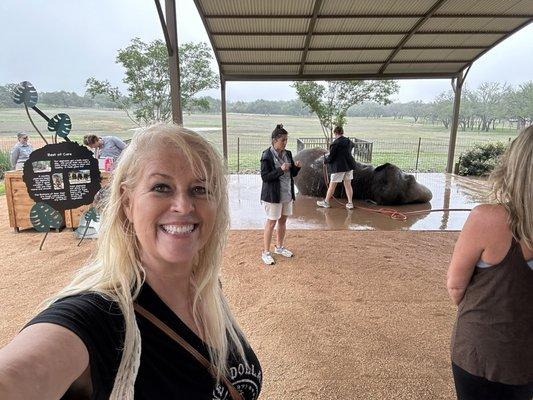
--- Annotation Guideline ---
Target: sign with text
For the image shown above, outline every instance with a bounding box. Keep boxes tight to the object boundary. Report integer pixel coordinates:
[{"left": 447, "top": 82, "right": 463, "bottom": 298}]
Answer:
[{"left": 23, "top": 142, "right": 101, "bottom": 211}]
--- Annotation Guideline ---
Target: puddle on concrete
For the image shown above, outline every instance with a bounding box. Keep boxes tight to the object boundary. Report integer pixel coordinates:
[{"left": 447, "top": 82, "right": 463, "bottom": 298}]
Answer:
[{"left": 229, "top": 174, "right": 489, "bottom": 231}]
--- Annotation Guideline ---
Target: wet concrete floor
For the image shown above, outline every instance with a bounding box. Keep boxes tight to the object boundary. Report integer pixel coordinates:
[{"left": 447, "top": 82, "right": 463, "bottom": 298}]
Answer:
[{"left": 229, "top": 173, "right": 490, "bottom": 231}]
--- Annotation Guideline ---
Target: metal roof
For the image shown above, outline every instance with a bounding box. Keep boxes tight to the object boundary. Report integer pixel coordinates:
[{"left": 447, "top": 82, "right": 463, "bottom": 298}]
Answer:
[{"left": 192, "top": 0, "right": 533, "bottom": 81}]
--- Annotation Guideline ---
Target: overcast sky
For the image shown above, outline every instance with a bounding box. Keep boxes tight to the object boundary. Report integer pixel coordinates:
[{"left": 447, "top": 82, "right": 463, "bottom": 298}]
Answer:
[{"left": 1, "top": 0, "right": 532, "bottom": 103}]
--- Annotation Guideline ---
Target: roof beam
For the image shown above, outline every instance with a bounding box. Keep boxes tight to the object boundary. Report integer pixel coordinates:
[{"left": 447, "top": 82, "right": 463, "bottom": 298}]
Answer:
[
  {"left": 204, "top": 14, "right": 533, "bottom": 19},
  {"left": 379, "top": 0, "right": 449, "bottom": 74},
  {"left": 217, "top": 46, "right": 487, "bottom": 51},
  {"left": 299, "top": 0, "right": 323, "bottom": 75},
  {"left": 221, "top": 60, "right": 469, "bottom": 65},
  {"left": 222, "top": 72, "right": 458, "bottom": 81},
  {"left": 211, "top": 30, "right": 509, "bottom": 36},
  {"left": 192, "top": 0, "right": 223, "bottom": 76}
]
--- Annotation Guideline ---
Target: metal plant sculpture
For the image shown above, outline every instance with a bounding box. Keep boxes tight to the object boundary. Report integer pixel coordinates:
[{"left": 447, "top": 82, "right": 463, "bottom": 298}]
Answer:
[
  {"left": 30, "top": 202, "right": 64, "bottom": 250},
  {"left": 77, "top": 207, "right": 100, "bottom": 246},
  {"left": 12, "top": 81, "right": 71, "bottom": 144}
]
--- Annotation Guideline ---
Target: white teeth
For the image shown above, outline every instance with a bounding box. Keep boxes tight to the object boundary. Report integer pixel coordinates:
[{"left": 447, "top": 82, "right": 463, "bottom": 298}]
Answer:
[{"left": 161, "top": 224, "right": 195, "bottom": 234}]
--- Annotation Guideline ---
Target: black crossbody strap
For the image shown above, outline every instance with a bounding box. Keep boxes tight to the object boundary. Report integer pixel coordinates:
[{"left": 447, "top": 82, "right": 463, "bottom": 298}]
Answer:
[{"left": 134, "top": 304, "right": 244, "bottom": 400}]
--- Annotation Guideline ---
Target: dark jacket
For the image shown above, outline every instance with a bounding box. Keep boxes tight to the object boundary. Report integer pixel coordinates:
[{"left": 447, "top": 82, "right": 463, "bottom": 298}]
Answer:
[
  {"left": 325, "top": 135, "right": 357, "bottom": 173},
  {"left": 260, "top": 148, "right": 301, "bottom": 203}
]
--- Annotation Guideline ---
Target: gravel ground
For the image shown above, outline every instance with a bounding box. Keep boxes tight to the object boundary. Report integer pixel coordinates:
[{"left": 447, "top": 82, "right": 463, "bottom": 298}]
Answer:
[{"left": 0, "top": 199, "right": 460, "bottom": 399}]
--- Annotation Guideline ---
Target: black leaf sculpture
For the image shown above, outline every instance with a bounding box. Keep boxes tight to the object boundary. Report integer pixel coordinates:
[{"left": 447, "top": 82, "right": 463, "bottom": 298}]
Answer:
[
  {"left": 12, "top": 81, "right": 48, "bottom": 144},
  {"left": 77, "top": 207, "right": 100, "bottom": 246},
  {"left": 12, "top": 81, "right": 38, "bottom": 107},
  {"left": 30, "top": 202, "right": 63, "bottom": 250},
  {"left": 48, "top": 113, "right": 72, "bottom": 138}
]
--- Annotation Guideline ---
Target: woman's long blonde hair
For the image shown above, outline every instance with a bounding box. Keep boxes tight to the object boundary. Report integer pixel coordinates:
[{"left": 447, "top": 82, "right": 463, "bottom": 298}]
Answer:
[
  {"left": 44, "top": 124, "right": 246, "bottom": 398},
  {"left": 489, "top": 125, "right": 533, "bottom": 249}
]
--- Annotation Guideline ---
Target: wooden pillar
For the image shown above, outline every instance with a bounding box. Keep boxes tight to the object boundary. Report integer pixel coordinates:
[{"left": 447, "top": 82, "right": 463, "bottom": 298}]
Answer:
[
  {"left": 165, "top": 0, "right": 183, "bottom": 125},
  {"left": 446, "top": 69, "right": 467, "bottom": 173},
  {"left": 221, "top": 77, "right": 228, "bottom": 162}
]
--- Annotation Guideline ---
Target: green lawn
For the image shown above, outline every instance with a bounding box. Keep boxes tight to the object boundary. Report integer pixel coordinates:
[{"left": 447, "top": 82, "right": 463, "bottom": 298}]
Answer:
[
  {"left": 0, "top": 107, "right": 518, "bottom": 172},
  {"left": 0, "top": 181, "right": 5, "bottom": 196}
]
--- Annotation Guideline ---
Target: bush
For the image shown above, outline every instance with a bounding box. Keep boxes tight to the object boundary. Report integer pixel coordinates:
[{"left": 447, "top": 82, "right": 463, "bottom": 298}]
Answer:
[
  {"left": 0, "top": 149, "right": 11, "bottom": 179},
  {"left": 457, "top": 142, "right": 506, "bottom": 176}
]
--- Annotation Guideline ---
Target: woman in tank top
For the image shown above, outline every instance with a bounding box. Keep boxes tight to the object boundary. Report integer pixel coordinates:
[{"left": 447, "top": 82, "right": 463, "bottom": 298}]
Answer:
[{"left": 447, "top": 125, "right": 533, "bottom": 400}]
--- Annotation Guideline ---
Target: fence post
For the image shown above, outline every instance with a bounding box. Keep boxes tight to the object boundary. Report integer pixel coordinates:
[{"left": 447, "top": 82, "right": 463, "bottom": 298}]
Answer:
[
  {"left": 415, "top": 137, "right": 421, "bottom": 171},
  {"left": 236, "top": 137, "right": 240, "bottom": 174}
]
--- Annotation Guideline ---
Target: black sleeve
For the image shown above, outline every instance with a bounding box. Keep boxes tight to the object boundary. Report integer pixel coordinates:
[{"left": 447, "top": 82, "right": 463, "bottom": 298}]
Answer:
[
  {"left": 325, "top": 141, "right": 340, "bottom": 164},
  {"left": 260, "top": 152, "right": 284, "bottom": 182},
  {"left": 287, "top": 151, "right": 301, "bottom": 177},
  {"left": 24, "top": 293, "right": 125, "bottom": 398}
]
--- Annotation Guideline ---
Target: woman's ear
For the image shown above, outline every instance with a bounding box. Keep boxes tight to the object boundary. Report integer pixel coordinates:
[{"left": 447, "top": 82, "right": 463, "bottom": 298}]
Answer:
[{"left": 120, "top": 184, "right": 133, "bottom": 222}]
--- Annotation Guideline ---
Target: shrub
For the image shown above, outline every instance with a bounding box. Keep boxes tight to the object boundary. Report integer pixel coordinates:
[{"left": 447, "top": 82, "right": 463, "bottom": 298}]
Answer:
[
  {"left": 0, "top": 149, "right": 11, "bottom": 179},
  {"left": 457, "top": 142, "right": 507, "bottom": 176}
]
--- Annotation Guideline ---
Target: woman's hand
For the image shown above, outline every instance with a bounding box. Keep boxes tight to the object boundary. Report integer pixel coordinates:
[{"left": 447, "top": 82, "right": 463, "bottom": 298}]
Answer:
[
  {"left": 281, "top": 162, "right": 291, "bottom": 171},
  {"left": 294, "top": 160, "right": 302, "bottom": 168}
]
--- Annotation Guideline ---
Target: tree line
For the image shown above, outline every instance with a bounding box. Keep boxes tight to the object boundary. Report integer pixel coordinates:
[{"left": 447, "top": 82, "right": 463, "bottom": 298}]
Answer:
[
  {"left": 1, "top": 36, "right": 531, "bottom": 131},
  {"left": 2, "top": 81, "right": 531, "bottom": 131}
]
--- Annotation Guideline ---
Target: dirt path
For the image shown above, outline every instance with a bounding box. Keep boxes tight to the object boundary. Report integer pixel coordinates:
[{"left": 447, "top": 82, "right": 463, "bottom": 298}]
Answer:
[{"left": 0, "top": 197, "right": 460, "bottom": 399}]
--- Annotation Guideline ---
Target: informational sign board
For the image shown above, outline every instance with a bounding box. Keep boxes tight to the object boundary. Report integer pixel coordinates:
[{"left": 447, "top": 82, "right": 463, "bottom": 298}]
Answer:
[{"left": 23, "top": 142, "right": 101, "bottom": 211}]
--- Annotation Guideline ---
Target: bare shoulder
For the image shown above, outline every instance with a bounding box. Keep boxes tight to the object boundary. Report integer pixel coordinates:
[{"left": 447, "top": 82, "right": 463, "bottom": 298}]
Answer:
[
  {"left": 467, "top": 204, "right": 511, "bottom": 244},
  {"left": 469, "top": 204, "right": 508, "bottom": 227}
]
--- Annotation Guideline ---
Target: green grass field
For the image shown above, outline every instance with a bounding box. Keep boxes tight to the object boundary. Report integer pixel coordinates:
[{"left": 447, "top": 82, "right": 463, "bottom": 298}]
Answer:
[{"left": 0, "top": 107, "right": 519, "bottom": 172}]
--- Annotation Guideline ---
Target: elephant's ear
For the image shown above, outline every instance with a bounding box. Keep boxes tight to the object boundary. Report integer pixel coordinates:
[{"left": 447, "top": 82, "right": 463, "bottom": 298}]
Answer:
[{"left": 12, "top": 81, "right": 38, "bottom": 107}]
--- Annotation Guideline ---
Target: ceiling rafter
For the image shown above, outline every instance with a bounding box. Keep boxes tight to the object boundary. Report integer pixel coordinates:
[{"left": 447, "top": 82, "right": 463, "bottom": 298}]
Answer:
[
  {"left": 193, "top": 0, "right": 533, "bottom": 80},
  {"left": 299, "top": 0, "right": 323, "bottom": 75},
  {"left": 217, "top": 46, "right": 486, "bottom": 51},
  {"left": 211, "top": 30, "right": 509, "bottom": 36},
  {"left": 378, "top": 0, "right": 448, "bottom": 74},
  {"left": 221, "top": 60, "right": 470, "bottom": 66},
  {"left": 204, "top": 14, "right": 532, "bottom": 19}
]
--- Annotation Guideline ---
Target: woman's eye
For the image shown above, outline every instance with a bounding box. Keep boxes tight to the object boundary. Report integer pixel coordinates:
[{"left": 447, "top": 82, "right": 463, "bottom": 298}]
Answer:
[
  {"left": 152, "top": 184, "right": 171, "bottom": 193},
  {"left": 192, "top": 186, "right": 207, "bottom": 195}
]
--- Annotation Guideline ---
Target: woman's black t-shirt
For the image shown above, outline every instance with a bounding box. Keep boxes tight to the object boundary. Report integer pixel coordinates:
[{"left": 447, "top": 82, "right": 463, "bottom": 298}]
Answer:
[{"left": 26, "top": 284, "right": 262, "bottom": 399}]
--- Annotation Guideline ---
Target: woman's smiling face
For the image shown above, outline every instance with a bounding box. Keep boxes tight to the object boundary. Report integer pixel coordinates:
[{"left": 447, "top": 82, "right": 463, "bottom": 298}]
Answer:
[{"left": 122, "top": 148, "right": 217, "bottom": 272}]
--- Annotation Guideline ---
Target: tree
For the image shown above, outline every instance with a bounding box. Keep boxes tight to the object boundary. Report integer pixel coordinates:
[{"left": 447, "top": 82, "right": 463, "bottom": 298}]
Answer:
[
  {"left": 86, "top": 38, "right": 219, "bottom": 125},
  {"left": 507, "top": 81, "right": 533, "bottom": 129},
  {"left": 292, "top": 80, "right": 399, "bottom": 141}
]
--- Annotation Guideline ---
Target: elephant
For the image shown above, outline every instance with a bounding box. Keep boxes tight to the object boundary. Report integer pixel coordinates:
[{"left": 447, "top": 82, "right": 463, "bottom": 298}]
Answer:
[{"left": 293, "top": 148, "right": 432, "bottom": 205}]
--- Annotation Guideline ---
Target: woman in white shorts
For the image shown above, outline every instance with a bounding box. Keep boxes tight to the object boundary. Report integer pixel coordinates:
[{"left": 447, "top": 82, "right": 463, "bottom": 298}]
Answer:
[
  {"left": 260, "top": 124, "right": 301, "bottom": 265},
  {"left": 316, "top": 126, "right": 357, "bottom": 209}
]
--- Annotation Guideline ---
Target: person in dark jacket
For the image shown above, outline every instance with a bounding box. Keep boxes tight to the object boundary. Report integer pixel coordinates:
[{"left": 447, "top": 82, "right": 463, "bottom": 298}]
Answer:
[
  {"left": 316, "top": 126, "right": 357, "bottom": 209},
  {"left": 260, "top": 124, "right": 301, "bottom": 265}
]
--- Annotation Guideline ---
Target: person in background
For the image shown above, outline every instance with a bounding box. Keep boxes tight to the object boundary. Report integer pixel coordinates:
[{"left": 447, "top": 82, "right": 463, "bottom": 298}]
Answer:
[
  {"left": 316, "top": 126, "right": 357, "bottom": 209},
  {"left": 260, "top": 124, "right": 301, "bottom": 265},
  {"left": 83, "top": 134, "right": 126, "bottom": 161},
  {"left": 447, "top": 125, "right": 533, "bottom": 400},
  {"left": 0, "top": 125, "right": 262, "bottom": 399},
  {"left": 10, "top": 132, "right": 33, "bottom": 170}
]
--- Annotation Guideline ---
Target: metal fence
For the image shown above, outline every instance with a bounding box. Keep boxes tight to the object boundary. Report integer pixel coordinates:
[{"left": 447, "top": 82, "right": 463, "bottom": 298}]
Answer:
[
  {"left": 296, "top": 137, "right": 373, "bottom": 163},
  {"left": 218, "top": 135, "right": 513, "bottom": 174},
  {"left": 0, "top": 135, "right": 513, "bottom": 174}
]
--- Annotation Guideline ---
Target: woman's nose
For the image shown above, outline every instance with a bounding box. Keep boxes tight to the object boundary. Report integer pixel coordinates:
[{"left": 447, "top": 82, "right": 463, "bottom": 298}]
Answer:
[{"left": 170, "top": 193, "right": 195, "bottom": 214}]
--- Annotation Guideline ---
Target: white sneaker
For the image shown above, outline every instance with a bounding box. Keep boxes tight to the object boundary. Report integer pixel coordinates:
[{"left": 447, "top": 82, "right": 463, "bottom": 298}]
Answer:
[
  {"left": 346, "top": 202, "right": 354, "bottom": 210},
  {"left": 274, "top": 246, "right": 294, "bottom": 258},
  {"left": 261, "top": 251, "right": 275, "bottom": 265},
  {"left": 316, "top": 200, "right": 330, "bottom": 208}
]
